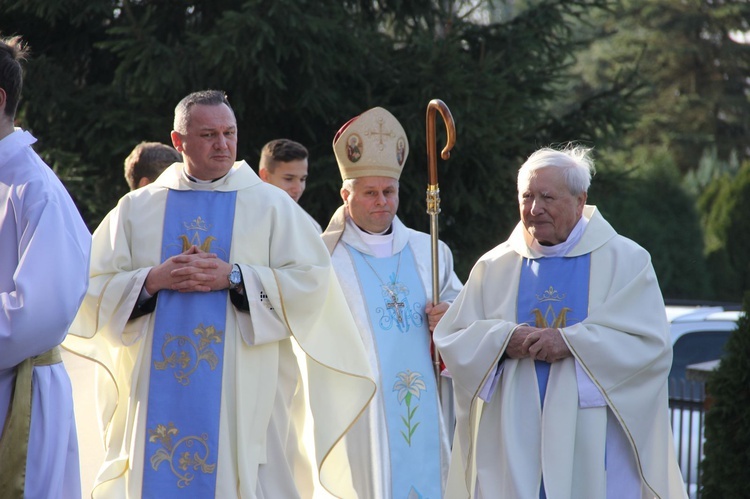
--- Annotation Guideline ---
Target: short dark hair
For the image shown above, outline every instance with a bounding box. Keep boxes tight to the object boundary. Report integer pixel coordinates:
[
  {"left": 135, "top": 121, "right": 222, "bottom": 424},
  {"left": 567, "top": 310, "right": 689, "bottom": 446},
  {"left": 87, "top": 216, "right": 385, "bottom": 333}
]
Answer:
[
  {"left": 259, "top": 139, "right": 309, "bottom": 173},
  {"left": 0, "top": 36, "right": 29, "bottom": 119},
  {"left": 173, "top": 90, "right": 234, "bottom": 133},
  {"left": 124, "top": 141, "right": 181, "bottom": 190}
]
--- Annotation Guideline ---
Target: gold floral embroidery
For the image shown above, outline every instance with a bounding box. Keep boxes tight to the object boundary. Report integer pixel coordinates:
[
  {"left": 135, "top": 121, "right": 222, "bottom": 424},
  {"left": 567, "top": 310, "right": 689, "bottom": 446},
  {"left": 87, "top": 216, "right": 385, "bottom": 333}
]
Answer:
[
  {"left": 148, "top": 422, "right": 216, "bottom": 488},
  {"left": 154, "top": 323, "right": 223, "bottom": 385}
]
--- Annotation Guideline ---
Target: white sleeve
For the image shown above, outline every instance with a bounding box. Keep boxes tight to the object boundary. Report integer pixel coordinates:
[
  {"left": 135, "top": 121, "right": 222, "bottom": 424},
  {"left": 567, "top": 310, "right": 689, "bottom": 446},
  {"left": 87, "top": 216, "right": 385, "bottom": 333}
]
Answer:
[
  {"left": 575, "top": 359, "right": 607, "bottom": 408},
  {"left": 1, "top": 192, "right": 90, "bottom": 369},
  {"left": 234, "top": 264, "right": 290, "bottom": 346},
  {"left": 478, "top": 362, "right": 504, "bottom": 402}
]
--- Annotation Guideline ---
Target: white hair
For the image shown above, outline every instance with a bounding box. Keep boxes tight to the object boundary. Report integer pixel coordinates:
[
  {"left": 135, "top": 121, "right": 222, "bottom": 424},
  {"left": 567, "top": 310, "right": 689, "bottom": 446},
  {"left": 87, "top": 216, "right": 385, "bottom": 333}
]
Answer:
[
  {"left": 342, "top": 178, "right": 357, "bottom": 194},
  {"left": 517, "top": 145, "right": 595, "bottom": 195}
]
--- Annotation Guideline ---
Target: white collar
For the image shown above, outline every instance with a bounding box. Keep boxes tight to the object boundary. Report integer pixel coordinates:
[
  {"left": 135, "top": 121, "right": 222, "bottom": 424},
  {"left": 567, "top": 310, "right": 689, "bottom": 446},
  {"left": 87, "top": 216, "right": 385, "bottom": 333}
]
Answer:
[
  {"left": 347, "top": 218, "right": 394, "bottom": 258},
  {"left": 182, "top": 167, "right": 235, "bottom": 184},
  {"left": 530, "top": 215, "right": 589, "bottom": 257}
]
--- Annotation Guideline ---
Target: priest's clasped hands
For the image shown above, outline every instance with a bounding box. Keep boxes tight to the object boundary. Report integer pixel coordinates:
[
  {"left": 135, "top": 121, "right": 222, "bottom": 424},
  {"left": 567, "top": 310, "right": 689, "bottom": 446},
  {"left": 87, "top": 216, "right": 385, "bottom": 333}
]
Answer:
[
  {"left": 505, "top": 325, "right": 572, "bottom": 363},
  {"left": 145, "top": 244, "right": 234, "bottom": 294}
]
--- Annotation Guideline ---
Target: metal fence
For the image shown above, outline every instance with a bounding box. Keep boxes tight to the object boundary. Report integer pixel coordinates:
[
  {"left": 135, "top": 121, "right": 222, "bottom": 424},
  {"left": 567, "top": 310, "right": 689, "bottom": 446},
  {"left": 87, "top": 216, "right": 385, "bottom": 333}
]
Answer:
[{"left": 669, "top": 378, "right": 707, "bottom": 499}]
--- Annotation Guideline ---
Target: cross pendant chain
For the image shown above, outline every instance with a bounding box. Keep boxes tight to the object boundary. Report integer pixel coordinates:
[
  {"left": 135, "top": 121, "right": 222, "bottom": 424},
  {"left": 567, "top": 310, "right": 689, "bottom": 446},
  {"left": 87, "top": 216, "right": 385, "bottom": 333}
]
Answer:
[{"left": 362, "top": 252, "right": 405, "bottom": 324}]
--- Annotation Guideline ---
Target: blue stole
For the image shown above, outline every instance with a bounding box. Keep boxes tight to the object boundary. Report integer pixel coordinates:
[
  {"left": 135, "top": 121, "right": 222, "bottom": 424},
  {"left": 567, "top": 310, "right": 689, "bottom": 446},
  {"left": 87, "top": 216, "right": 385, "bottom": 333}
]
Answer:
[
  {"left": 142, "top": 189, "right": 237, "bottom": 498},
  {"left": 348, "top": 244, "right": 442, "bottom": 499},
  {"left": 517, "top": 255, "right": 590, "bottom": 499}
]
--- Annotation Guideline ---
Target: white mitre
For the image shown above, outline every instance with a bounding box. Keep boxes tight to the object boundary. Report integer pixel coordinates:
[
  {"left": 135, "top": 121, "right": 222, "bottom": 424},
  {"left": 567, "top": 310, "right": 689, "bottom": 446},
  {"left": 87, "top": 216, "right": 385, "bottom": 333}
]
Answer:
[
  {"left": 323, "top": 106, "right": 410, "bottom": 253},
  {"left": 332, "top": 106, "right": 409, "bottom": 180}
]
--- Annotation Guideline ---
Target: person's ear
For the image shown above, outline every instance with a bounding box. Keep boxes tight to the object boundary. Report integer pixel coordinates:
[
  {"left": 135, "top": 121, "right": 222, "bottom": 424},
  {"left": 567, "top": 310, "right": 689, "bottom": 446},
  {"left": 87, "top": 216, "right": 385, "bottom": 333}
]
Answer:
[
  {"left": 170, "top": 130, "right": 184, "bottom": 152},
  {"left": 577, "top": 192, "right": 587, "bottom": 215},
  {"left": 259, "top": 168, "right": 269, "bottom": 181},
  {"left": 137, "top": 177, "right": 151, "bottom": 188}
]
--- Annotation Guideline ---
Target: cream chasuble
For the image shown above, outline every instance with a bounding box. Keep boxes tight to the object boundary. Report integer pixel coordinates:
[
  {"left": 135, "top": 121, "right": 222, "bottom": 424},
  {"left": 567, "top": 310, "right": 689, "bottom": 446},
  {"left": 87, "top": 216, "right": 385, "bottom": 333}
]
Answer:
[
  {"left": 65, "top": 162, "right": 375, "bottom": 499},
  {"left": 434, "top": 206, "right": 687, "bottom": 499}
]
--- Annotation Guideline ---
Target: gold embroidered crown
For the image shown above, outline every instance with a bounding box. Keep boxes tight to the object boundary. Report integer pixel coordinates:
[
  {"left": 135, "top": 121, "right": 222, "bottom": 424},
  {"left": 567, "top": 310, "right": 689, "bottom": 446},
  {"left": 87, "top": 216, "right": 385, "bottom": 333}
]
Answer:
[
  {"left": 183, "top": 216, "right": 209, "bottom": 232},
  {"left": 536, "top": 286, "right": 566, "bottom": 302}
]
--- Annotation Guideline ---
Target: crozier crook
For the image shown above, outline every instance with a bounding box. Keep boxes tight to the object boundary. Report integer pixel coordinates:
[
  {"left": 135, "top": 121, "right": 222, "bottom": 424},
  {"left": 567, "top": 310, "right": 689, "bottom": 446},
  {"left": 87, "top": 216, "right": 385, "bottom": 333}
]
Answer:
[{"left": 425, "top": 99, "right": 456, "bottom": 391}]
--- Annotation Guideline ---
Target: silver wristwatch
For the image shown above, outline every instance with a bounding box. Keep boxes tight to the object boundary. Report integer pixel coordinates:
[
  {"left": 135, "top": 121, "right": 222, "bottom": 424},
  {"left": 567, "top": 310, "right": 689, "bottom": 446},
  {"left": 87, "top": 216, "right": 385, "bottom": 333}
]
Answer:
[{"left": 228, "top": 264, "right": 242, "bottom": 291}]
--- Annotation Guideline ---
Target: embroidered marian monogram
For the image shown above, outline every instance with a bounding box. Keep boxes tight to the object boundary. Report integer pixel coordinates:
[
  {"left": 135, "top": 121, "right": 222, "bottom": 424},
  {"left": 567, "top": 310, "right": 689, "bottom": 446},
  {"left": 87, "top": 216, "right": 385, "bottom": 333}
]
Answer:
[
  {"left": 518, "top": 256, "right": 591, "bottom": 410},
  {"left": 179, "top": 216, "right": 216, "bottom": 252},
  {"left": 360, "top": 252, "right": 423, "bottom": 332}
]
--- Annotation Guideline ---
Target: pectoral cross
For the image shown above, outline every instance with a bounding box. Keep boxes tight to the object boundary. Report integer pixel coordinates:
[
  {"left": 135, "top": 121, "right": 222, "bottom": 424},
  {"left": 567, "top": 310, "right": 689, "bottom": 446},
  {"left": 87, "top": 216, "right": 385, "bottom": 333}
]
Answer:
[{"left": 386, "top": 292, "right": 405, "bottom": 324}]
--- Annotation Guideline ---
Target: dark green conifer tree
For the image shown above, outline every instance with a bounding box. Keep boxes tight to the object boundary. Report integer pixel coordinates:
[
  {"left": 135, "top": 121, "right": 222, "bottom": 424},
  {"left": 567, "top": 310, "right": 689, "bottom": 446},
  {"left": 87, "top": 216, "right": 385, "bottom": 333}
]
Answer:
[
  {"left": 698, "top": 162, "right": 750, "bottom": 301},
  {"left": 0, "top": 0, "right": 641, "bottom": 278},
  {"left": 700, "top": 292, "right": 750, "bottom": 498}
]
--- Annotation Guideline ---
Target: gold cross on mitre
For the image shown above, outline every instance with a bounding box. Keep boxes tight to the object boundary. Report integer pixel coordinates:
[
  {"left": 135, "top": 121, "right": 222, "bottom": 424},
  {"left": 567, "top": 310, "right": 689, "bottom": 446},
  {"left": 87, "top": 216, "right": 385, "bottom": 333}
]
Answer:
[{"left": 365, "top": 116, "right": 395, "bottom": 150}]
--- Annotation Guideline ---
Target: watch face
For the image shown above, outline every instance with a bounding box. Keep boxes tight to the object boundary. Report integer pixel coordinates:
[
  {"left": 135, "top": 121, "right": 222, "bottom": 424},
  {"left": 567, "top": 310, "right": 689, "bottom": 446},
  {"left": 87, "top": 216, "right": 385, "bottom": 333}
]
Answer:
[{"left": 229, "top": 269, "right": 241, "bottom": 286}]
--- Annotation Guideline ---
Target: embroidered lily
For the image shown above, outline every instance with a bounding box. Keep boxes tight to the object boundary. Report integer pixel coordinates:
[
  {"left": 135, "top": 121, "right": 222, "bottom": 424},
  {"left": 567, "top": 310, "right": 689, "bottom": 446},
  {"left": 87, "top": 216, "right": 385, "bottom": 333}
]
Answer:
[
  {"left": 394, "top": 370, "right": 427, "bottom": 445},
  {"left": 394, "top": 370, "right": 427, "bottom": 402}
]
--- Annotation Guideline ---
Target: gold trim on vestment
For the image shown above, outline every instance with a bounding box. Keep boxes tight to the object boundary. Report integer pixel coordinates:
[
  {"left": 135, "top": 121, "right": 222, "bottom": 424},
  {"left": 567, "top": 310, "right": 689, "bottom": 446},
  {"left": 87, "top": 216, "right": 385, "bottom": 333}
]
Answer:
[
  {"left": 564, "top": 335, "right": 659, "bottom": 498},
  {"left": 464, "top": 324, "right": 520, "bottom": 496},
  {"left": 271, "top": 268, "right": 377, "bottom": 498}
]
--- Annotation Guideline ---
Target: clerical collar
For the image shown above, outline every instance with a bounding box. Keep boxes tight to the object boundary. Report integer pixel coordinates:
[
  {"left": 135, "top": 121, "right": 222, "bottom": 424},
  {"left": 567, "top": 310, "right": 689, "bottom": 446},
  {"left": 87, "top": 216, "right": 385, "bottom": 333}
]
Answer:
[
  {"left": 531, "top": 215, "right": 589, "bottom": 257},
  {"left": 183, "top": 168, "right": 235, "bottom": 184},
  {"left": 348, "top": 218, "right": 393, "bottom": 258}
]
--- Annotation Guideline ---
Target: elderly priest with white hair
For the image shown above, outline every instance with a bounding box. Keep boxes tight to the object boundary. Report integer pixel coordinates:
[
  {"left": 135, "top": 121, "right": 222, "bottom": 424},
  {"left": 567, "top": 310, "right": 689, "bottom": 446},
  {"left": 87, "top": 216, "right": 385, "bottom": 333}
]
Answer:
[{"left": 434, "top": 144, "right": 687, "bottom": 499}]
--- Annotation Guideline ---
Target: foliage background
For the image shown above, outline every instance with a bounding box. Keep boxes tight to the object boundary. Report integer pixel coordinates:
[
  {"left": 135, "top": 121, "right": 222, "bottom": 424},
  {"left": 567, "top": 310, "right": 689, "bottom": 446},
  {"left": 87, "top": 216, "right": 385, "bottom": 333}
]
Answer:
[
  {"left": 700, "top": 292, "right": 750, "bottom": 497},
  {"left": 1, "top": 0, "right": 749, "bottom": 301}
]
